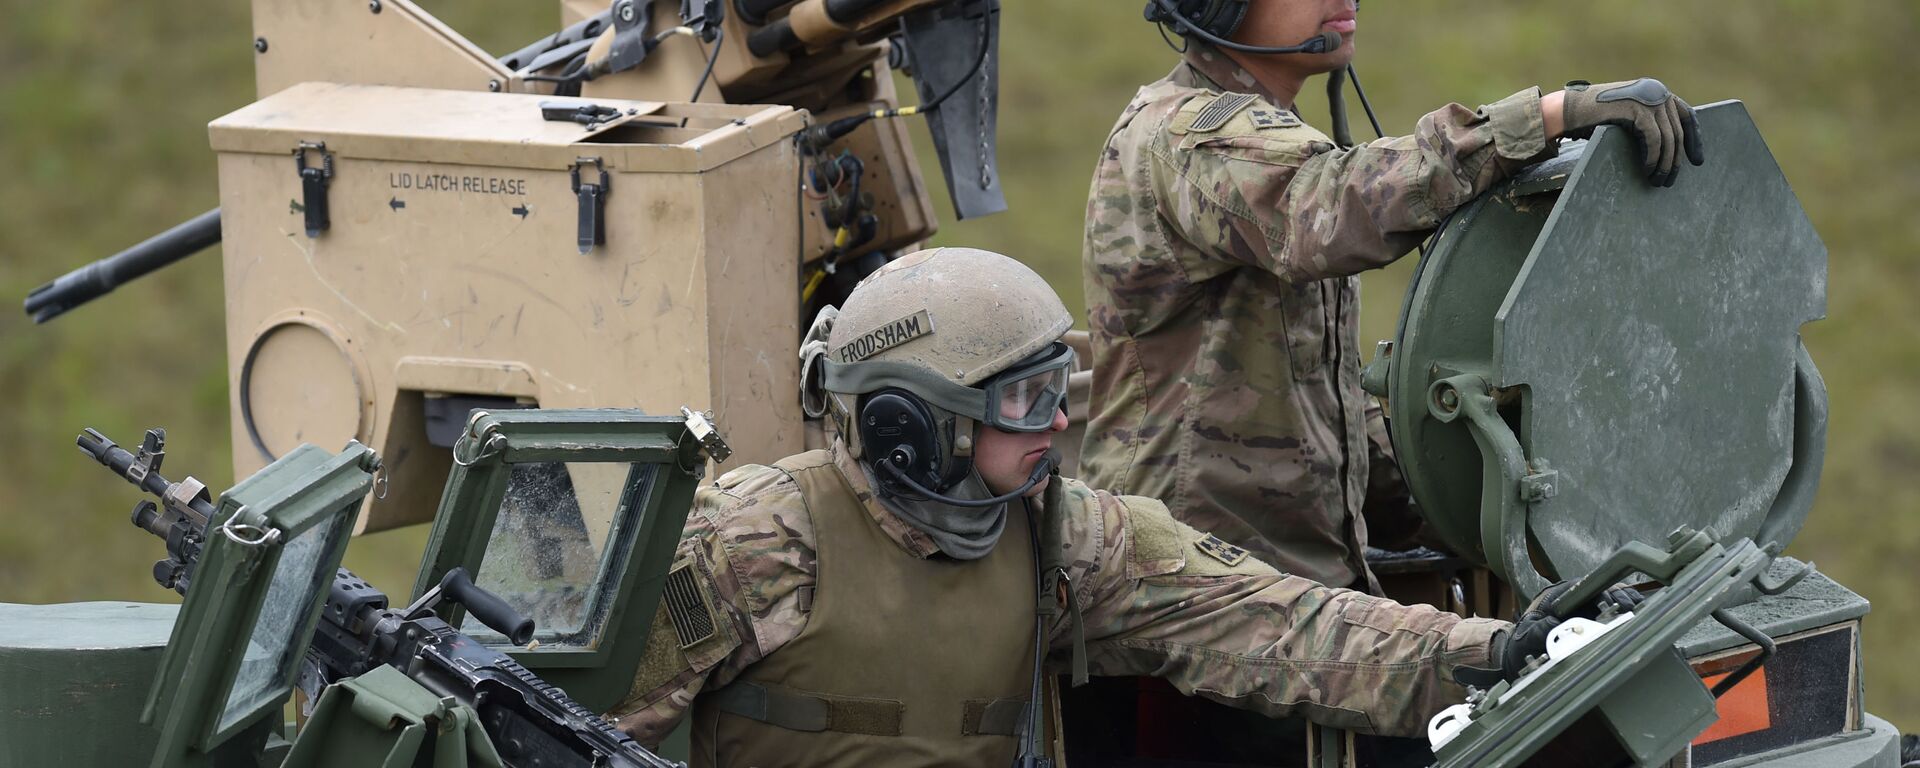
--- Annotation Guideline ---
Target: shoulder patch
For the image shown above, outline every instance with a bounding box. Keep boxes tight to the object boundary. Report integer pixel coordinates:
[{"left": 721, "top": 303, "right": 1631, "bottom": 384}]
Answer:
[
  {"left": 625, "top": 549, "right": 740, "bottom": 708},
  {"left": 1189, "top": 92, "right": 1259, "bottom": 133},
  {"left": 1194, "top": 534, "right": 1249, "bottom": 567},
  {"left": 663, "top": 562, "right": 716, "bottom": 648},
  {"left": 1117, "top": 495, "right": 1187, "bottom": 579},
  {"left": 1247, "top": 108, "right": 1301, "bottom": 130}
]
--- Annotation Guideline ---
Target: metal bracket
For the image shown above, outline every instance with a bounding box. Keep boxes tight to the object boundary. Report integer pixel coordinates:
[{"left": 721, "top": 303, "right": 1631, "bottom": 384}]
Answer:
[
  {"left": 606, "top": 0, "right": 659, "bottom": 75},
  {"left": 128, "top": 427, "right": 166, "bottom": 484},
  {"left": 1427, "top": 373, "right": 1552, "bottom": 598},
  {"left": 570, "top": 157, "right": 611, "bottom": 254},
  {"left": 294, "top": 141, "right": 333, "bottom": 238},
  {"left": 681, "top": 406, "right": 732, "bottom": 463}
]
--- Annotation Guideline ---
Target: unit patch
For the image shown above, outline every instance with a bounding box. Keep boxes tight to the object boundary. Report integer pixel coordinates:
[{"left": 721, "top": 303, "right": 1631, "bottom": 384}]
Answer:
[
  {"left": 664, "top": 562, "right": 716, "bottom": 648},
  {"left": 835, "top": 309, "right": 934, "bottom": 362},
  {"left": 1249, "top": 109, "right": 1301, "bottom": 129},
  {"left": 1195, "top": 534, "right": 1249, "bottom": 567},
  {"left": 1189, "top": 92, "right": 1259, "bottom": 133}
]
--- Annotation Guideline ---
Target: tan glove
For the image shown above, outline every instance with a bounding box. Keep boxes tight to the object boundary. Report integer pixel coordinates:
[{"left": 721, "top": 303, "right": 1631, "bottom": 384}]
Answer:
[{"left": 1563, "top": 78, "right": 1706, "bottom": 187}]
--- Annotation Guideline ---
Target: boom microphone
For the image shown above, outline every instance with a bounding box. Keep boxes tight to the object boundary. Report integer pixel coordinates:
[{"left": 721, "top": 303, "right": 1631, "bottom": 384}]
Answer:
[
  {"left": 1148, "top": 0, "right": 1343, "bottom": 55},
  {"left": 879, "top": 450, "right": 1060, "bottom": 508},
  {"left": 1206, "top": 29, "right": 1341, "bottom": 56}
]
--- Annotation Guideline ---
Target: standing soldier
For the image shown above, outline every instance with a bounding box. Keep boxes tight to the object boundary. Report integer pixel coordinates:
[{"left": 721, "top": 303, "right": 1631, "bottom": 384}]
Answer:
[
  {"left": 1080, "top": 0, "right": 1705, "bottom": 591},
  {"left": 610, "top": 247, "right": 1561, "bottom": 766}
]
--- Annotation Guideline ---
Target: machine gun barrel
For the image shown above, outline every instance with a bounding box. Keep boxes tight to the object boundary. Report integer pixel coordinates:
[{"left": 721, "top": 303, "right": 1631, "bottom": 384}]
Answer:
[{"left": 24, "top": 207, "right": 221, "bottom": 324}]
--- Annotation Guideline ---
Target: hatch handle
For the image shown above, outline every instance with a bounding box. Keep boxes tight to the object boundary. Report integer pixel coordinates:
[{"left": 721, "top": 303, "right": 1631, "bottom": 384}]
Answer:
[
  {"left": 1706, "top": 608, "right": 1775, "bottom": 699},
  {"left": 571, "top": 157, "right": 610, "bottom": 254},
  {"left": 294, "top": 141, "right": 333, "bottom": 238}
]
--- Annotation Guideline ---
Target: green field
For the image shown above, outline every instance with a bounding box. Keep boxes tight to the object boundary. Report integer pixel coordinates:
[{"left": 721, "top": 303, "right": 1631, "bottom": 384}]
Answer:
[{"left": 2, "top": 0, "right": 1914, "bottom": 733}]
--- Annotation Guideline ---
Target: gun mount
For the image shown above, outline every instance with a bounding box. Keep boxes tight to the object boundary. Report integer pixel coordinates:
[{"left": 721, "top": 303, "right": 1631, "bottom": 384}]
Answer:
[{"left": 2, "top": 411, "right": 720, "bottom": 767}]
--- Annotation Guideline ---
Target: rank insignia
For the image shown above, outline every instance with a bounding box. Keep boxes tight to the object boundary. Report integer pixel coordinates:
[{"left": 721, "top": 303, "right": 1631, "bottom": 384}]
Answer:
[
  {"left": 1195, "top": 534, "right": 1249, "bottom": 567},
  {"left": 1249, "top": 109, "right": 1301, "bottom": 129}
]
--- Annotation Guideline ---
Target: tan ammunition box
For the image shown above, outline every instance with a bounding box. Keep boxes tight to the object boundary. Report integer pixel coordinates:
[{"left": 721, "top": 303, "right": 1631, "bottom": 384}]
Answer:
[{"left": 210, "top": 82, "right": 808, "bottom": 533}]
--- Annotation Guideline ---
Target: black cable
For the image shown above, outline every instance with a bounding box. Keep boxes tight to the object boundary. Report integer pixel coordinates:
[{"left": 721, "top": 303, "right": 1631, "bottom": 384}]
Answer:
[
  {"left": 797, "top": 7, "right": 994, "bottom": 152},
  {"left": 690, "top": 26, "right": 725, "bottom": 102},
  {"left": 1345, "top": 64, "right": 1385, "bottom": 139},
  {"left": 1146, "top": 0, "right": 1339, "bottom": 55},
  {"left": 914, "top": 7, "right": 993, "bottom": 115},
  {"left": 877, "top": 452, "right": 1053, "bottom": 508}
]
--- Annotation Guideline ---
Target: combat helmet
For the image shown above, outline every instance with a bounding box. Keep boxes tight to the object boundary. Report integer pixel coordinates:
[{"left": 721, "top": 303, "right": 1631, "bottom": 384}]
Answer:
[{"left": 800, "top": 247, "right": 1074, "bottom": 498}]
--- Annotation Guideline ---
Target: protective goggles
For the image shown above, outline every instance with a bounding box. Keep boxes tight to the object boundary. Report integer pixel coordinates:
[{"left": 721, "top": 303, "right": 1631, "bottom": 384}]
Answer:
[{"left": 820, "top": 342, "right": 1076, "bottom": 433}]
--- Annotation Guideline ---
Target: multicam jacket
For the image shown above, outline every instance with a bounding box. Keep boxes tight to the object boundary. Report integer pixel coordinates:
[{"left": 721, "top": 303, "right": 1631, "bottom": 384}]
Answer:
[
  {"left": 1080, "top": 45, "right": 1555, "bottom": 588},
  {"left": 610, "top": 443, "right": 1503, "bottom": 749}
]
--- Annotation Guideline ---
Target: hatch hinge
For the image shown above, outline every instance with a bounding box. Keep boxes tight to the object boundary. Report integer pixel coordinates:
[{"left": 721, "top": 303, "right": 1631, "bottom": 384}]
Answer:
[
  {"left": 571, "top": 157, "right": 610, "bottom": 254},
  {"left": 294, "top": 141, "right": 333, "bottom": 238}
]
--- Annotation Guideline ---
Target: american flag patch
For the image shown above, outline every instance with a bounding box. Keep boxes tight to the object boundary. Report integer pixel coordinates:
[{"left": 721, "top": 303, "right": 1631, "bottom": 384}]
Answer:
[
  {"left": 1189, "top": 92, "right": 1259, "bottom": 133},
  {"left": 664, "top": 562, "right": 716, "bottom": 649}
]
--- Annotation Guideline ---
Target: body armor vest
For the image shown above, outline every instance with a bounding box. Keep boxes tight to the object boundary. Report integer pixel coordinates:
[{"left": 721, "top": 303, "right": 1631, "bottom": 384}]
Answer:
[{"left": 689, "top": 451, "right": 1038, "bottom": 767}]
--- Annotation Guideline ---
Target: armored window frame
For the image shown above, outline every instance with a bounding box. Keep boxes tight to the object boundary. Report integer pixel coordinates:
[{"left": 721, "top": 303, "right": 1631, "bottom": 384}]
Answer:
[
  {"left": 413, "top": 408, "right": 705, "bottom": 713},
  {"left": 142, "top": 441, "right": 376, "bottom": 765}
]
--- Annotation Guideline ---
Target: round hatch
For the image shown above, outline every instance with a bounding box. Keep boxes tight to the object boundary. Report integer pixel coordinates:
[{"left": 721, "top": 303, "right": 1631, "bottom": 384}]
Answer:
[{"left": 1381, "top": 102, "right": 1827, "bottom": 596}]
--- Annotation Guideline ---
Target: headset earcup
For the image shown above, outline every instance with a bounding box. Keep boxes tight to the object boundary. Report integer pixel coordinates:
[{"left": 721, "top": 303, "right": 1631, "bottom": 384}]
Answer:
[
  {"left": 859, "top": 390, "right": 944, "bottom": 492},
  {"left": 1209, "top": 0, "right": 1248, "bottom": 38},
  {"left": 1146, "top": 0, "right": 1247, "bottom": 38}
]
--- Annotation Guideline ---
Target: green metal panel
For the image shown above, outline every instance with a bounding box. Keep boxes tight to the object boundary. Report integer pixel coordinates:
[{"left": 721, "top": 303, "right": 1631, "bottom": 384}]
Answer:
[
  {"left": 1494, "top": 100, "right": 1825, "bottom": 583},
  {"left": 1429, "top": 532, "right": 1785, "bottom": 767},
  {"left": 1676, "top": 558, "right": 1868, "bottom": 657},
  {"left": 413, "top": 408, "right": 706, "bottom": 712},
  {"left": 143, "top": 441, "right": 377, "bottom": 768},
  {"left": 283, "top": 665, "right": 503, "bottom": 768},
  {"left": 0, "top": 602, "right": 178, "bottom": 765}
]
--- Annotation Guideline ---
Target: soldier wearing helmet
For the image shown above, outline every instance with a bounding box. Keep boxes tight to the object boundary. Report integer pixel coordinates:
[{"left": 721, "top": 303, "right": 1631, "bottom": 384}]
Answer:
[
  {"left": 609, "top": 247, "right": 1556, "bottom": 766},
  {"left": 1081, "top": 0, "right": 1707, "bottom": 593}
]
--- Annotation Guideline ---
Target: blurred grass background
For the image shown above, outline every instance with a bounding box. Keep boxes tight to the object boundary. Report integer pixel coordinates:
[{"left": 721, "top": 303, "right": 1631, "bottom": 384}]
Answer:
[{"left": 2, "top": 0, "right": 1914, "bottom": 731}]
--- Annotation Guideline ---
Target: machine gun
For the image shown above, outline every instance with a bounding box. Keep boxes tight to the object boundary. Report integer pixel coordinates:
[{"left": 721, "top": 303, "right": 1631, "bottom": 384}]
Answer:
[{"left": 78, "top": 426, "right": 683, "bottom": 768}]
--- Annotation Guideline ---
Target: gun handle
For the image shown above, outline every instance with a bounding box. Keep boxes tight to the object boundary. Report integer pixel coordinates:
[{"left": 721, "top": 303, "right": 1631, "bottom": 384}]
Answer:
[{"left": 440, "top": 567, "right": 536, "bottom": 646}]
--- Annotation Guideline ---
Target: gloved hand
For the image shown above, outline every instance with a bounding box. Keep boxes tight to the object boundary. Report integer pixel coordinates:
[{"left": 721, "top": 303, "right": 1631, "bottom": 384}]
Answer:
[
  {"left": 1562, "top": 78, "right": 1705, "bottom": 187},
  {"left": 1454, "top": 580, "right": 1648, "bottom": 687}
]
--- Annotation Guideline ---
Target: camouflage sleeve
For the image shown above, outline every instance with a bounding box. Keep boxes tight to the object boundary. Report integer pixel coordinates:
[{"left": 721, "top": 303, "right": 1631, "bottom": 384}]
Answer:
[
  {"left": 1047, "top": 479, "right": 1505, "bottom": 737},
  {"left": 1361, "top": 398, "right": 1423, "bottom": 551},
  {"left": 608, "top": 467, "right": 816, "bottom": 747},
  {"left": 1151, "top": 87, "right": 1553, "bottom": 283}
]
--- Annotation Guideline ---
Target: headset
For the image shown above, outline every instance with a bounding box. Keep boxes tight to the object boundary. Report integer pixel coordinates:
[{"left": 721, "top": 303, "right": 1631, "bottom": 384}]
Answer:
[
  {"left": 858, "top": 387, "right": 1058, "bottom": 508},
  {"left": 1142, "top": 0, "right": 1343, "bottom": 55}
]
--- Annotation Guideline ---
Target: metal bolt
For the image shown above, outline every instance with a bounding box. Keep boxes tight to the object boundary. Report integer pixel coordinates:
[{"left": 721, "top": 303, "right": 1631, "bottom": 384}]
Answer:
[
  {"left": 368, "top": 0, "right": 381, "bottom": 12},
  {"left": 618, "top": 0, "right": 636, "bottom": 22},
  {"left": 488, "top": 79, "right": 502, "bottom": 92},
  {"left": 1437, "top": 388, "right": 1460, "bottom": 412},
  {"left": 253, "top": 37, "right": 268, "bottom": 53}
]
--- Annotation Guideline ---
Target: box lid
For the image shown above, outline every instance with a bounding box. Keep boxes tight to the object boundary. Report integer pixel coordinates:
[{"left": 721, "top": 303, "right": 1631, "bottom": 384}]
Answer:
[{"left": 210, "top": 82, "right": 804, "bottom": 173}]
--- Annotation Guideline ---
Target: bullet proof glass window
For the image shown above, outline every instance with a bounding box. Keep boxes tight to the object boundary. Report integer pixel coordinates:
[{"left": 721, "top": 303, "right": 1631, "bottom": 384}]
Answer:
[
  {"left": 218, "top": 511, "right": 345, "bottom": 732},
  {"left": 462, "top": 461, "right": 659, "bottom": 650}
]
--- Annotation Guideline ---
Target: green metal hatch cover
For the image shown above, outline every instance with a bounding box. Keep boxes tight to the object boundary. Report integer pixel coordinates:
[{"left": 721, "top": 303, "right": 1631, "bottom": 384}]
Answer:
[{"left": 1381, "top": 102, "right": 1828, "bottom": 595}]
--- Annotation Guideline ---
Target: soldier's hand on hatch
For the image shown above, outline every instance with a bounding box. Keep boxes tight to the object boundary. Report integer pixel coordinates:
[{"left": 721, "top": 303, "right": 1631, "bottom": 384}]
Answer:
[
  {"left": 1558, "top": 78, "right": 1706, "bottom": 187},
  {"left": 1455, "top": 580, "right": 1649, "bottom": 686}
]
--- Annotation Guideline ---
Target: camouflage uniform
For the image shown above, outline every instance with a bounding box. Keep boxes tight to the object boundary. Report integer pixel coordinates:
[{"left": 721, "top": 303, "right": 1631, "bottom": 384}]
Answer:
[
  {"left": 611, "top": 442, "right": 1504, "bottom": 748},
  {"left": 1080, "top": 44, "right": 1556, "bottom": 588}
]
